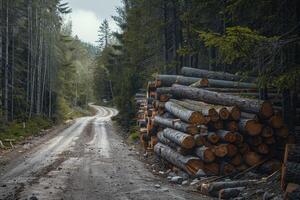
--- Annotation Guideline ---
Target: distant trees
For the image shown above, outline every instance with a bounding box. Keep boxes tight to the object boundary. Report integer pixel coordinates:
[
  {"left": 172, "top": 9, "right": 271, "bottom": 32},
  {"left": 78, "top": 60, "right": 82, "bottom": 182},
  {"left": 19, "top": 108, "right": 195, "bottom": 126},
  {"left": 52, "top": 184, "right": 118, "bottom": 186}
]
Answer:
[
  {"left": 97, "top": 19, "right": 112, "bottom": 50},
  {"left": 0, "top": 0, "right": 95, "bottom": 123}
]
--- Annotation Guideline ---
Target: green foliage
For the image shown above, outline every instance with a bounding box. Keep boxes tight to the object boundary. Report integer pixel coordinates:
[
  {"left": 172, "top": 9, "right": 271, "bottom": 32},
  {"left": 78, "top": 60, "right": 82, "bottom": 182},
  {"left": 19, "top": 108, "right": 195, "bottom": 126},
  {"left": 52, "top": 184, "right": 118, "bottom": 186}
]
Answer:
[
  {"left": 199, "top": 26, "right": 277, "bottom": 65},
  {"left": 0, "top": 117, "right": 52, "bottom": 143}
]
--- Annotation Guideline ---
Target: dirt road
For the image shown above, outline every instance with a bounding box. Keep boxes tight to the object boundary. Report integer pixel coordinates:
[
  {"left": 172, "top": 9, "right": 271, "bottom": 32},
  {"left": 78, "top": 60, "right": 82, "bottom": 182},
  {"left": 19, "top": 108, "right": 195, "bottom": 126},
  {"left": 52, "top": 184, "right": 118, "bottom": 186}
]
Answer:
[{"left": 0, "top": 106, "right": 204, "bottom": 200}]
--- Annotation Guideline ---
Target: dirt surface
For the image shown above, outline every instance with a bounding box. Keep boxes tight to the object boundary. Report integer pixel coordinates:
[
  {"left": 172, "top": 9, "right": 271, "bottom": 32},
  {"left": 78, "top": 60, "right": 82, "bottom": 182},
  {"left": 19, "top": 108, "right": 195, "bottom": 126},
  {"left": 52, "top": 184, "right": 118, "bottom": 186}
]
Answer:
[{"left": 0, "top": 105, "right": 207, "bottom": 200}]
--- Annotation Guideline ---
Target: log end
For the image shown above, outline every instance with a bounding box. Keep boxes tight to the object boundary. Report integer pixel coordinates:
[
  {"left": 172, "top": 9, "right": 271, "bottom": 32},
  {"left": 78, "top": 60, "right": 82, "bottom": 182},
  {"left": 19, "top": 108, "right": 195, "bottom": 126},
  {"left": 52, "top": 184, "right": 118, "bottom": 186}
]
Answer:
[
  {"left": 246, "top": 120, "right": 262, "bottom": 136},
  {"left": 260, "top": 101, "right": 273, "bottom": 119},
  {"left": 219, "top": 107, "right": 230, "bottom": 120}
]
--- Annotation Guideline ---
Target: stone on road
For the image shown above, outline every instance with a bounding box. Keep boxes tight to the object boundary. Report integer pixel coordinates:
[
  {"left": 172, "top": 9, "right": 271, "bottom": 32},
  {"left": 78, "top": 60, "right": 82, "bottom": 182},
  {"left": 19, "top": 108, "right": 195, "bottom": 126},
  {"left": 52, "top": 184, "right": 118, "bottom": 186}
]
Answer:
[{"left": 0, "top": 106, "right": 205, "bottom": 200}]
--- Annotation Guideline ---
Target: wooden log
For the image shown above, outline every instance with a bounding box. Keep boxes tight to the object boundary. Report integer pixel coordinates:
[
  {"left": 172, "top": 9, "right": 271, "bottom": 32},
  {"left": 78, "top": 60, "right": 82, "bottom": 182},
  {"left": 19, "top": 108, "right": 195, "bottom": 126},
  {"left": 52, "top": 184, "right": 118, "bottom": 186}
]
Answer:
[
  {"left": 207, "top": 132, "right": 220, "bottom": 144},
  {"left": 264, "top": 136, "right": 276, "bottom": 145},
  {"left": 206, "top": 78, "right": 257, "bottom": 89},
  {"left": 261, "top": 126, "right": 274, "bottom": 138},
  {"left": 238, "top": 119, "right": 262, "bottom": 136},
  {"left": 230, "top": 154, "right": 242, "bottom": 166},
  {"left": 194, "top": 146, "right": 216, "bottom": 163},
  {"left": 181, "top": 67, "right": 256, "bottom": 83},
  {"left": 235, "top": 133, "right": 244, "bottom": 144},
  {"left": 171, "top": 84, "right": 273, "bottom": 118},
  {"left": 269, "top": 112, "right": 284, "bottom": 128},
  {"left": 256, "top": 143, "right": 269, "bottom": 155},
  {"left": 204, "top": 162, "right": 220, "bottom": 175},
  {"left": 210, "top": 120, "right": 224, "bottom": 130},
  {"left": 157, "top": 131, "right": 190, "bottom": 155},
  {"left": 194, "top": 134, "right": 210, "bottom": 147},
  {"left": 156, "top": 75, "right": 207, "bottom": 87},
  {"left": 154, "top": 143, "right": 204, "bottom": 176},
  {"left": 239, "top": 143, "right": 250, "bottom": 154},
  {"left": 165, "top": 101, "right": 206, "bottom": 124},
  {"left": 216, "top": 130, "right": 237, "bottom": 143},
  {"left": 225, "top": 143, "right": 238, "bottom": 157},
  {"left": 219, "top": 187, "right": 245, "bottom": 199},
  {"left": 244, "top": 152, "right": 262, "bottom": 166},
  {"left": 202, "top": 180, "right": 258, "bottom": 197},
  {"left": 181, "top": 99, "right": 220, "bottom": 122},
  {"left": 248, "top": 136, "right": 263, "bottom": 146},
  {"left": 225, "top": 121, "right": 239, "bottom": 132},
  {"left": 228, "top": 106, "right": 241, "bottom": 121},
  {"left": 214, "top": 144, "right": 228, "bottom": 158},
  {"left": 220, "top": 162, "right": 235, "bottom": 175},
  {"left": 275, "top": 126, "right": 289, "bottom": 138},
  {"left": 153, "top": 116, "right": 199, "bottom": 135},
  {"left": 217, "top": 107, "right": 230, "bottom": 120},
  {"left": 162, "top": 128, "right": 195, "bottom": 149}
]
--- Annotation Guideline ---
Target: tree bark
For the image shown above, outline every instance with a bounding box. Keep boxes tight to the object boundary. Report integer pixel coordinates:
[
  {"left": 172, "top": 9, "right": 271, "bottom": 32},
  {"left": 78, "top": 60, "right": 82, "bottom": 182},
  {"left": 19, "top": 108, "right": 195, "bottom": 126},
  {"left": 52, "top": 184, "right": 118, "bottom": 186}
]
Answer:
[
  {"left": 154, "top": 142, "right": 203, "bottom": 176},
  {"left": 165, "top": 101, "right": 206, "bottom": 124},
  {"left": 156, "top": 75, "right": 207, "bottom": 87},
  {"left": 162, "top": 128, "right": 195, "bottom": 149},
  {"left": 194, "top": 146, "right": 215, "bottom": 163},
  {"left": 181, "top": 67, "right": 256, "bottom": 83},
  {"left": 171, "top": 84, "right": 273, "bottom": 118},
  {"left": 153, "top": 116, "right": 199, "bottom": 135}
]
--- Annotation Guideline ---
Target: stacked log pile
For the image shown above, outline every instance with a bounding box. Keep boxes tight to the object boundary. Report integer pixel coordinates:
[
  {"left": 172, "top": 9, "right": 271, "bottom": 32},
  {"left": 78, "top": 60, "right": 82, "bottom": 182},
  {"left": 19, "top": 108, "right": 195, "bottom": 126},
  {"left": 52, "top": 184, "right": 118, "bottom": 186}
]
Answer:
[{"left": 135, "top": 67, "right": 296, "bottom": 198}]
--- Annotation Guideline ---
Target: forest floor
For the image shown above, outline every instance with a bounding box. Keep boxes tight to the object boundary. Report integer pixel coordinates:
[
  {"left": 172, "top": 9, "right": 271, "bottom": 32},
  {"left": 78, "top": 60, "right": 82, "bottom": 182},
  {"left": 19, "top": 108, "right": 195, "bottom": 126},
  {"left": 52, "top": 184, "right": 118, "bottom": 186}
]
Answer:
[{"left": 0, "top": 105, "right": 208, "bottom": 200}]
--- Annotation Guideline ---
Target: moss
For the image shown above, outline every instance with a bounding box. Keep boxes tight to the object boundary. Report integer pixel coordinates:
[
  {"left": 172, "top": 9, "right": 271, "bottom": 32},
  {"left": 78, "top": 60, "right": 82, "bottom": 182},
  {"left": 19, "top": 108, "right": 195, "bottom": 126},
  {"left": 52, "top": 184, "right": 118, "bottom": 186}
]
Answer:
[
  {"left": 130, "top": 131, "right": 140, "bottom": 141},
  {"left": 0, "top": 117, "right": 52, "bottom": 146}
]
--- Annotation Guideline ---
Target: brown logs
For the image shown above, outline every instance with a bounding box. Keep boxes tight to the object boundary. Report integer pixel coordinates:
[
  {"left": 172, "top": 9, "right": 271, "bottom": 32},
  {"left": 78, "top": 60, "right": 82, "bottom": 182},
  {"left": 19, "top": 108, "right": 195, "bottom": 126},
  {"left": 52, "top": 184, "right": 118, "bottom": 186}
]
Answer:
[
  {"left": 165, "top": 101, "right": 205, "bottom": 124},
  {"left": 194, "top": 146, "right": 215, "bottom": 163},
  {"left": 153, "top": 116, "right": 199, "bottom": 135},
  {"left": 162, "top": 128, "right": 195, "bottom": 149},
  {"left": 154, "top": 143, "right": 203, "bottom": 175},
  {"left": 216, "top": 130, "right": 237, "bottom": 143},
  {"left": 171, "top": 84, "right": 273, "bottom": 118},
  {"left": 238, "top": 119, "right": 262, "bottom": 136},
  {"left": 181, "top": 67, "right": 257, "bottom": 83}
]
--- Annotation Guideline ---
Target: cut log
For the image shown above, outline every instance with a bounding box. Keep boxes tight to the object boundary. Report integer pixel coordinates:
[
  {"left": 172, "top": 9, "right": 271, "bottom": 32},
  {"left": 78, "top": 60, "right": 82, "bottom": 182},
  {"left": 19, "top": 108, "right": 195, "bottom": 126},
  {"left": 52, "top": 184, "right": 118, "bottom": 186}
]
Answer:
[
  {"left": 230, "top": 154, "right": 242, "bottom": 166},
  {"left": 248, "top": 136, "right": 263, "bottom": 146},
  {"left": 153, "top": 116, "right": 199, "bottom": 135},
  {"left": 210, "top": 120, "right": 224, "bottom": 130},
  {"left": 275, "top": 126, "right": 289, "bottom": 138},
  {"left": 244, "top": 151, "right": 262, "bottom": 166},
  {"left": 256, "top": 143, "right": 269, "bottom": 155},
  {"left": 207, "top": 132, "right": 220, "bottom": 144},
  {"left": 261, "top": 126, "right": 274, "bottom": 138},
  {"left": 219, "top": 187, "right": 245, "bottom": 199},
  {"left": 165, "top": 101, "right": 205, "bottom": 124},
  {"left": 264, "top": 136, "right": 276, "bottom": 145},
  {"left": 181, "top": 67, "right": 256, "bottom": 83},
  {"left": 156, "top": 75, "right": 207, "bottom": 87},
  {"left": 235, "top": 133, "right": 244, "bottom": 144},
  {"left": 228, "top": 106, "right": 241, "bottom": 121},
  {"left": 154, "top": 143, "right": 204, "bottom": 175},
  {"left": 157, "top": 131, "right": 191, "bottom": 155},
  {"left": 269, "top": 112, "right": 284, "bottom": 128},
  {"left": 194, "top": 134, "right": 210, "bottom": 147},
  {"left": 216, "top": 130, "right": 237, "bottom": 143},
  {"left": 203, "top": 180, "right": 258, "bottom": 197},
  {"left": 204, "top": 162, "right": 220, "bottom": 175},
  {"left": 171, "top": 84, "right": 273, "bottom": 118},
  {"left": 220, "top": 162, "right": 235, "bottom": 175},
  {"left": 217, "top": 107, "right": 230, "bottom": 120},
  {"left": 182, "top": 99, "right": 220, "bottom": 122},
  {"left": 238, "top": 119, "right": 262, "bottom": 136},
  {"left": 206, "top": 78, "right": 257, "bottom": 89},
  {"left": 214, "top": 144, "right": 228, "bottom": 158},
  {"left": 239, "top": 143, "right": 250, "bottom": 154},
  {"left": 225, "top": 121, "right": 239, "bottom": 132},
  {"left": 162, "top": 128, "right": 195, "bottom": 149},
  {"left": 194, "top": 146, "right": 215, "bottom": 163},
  {"left": 225, "top": 143, "right": 238, "bottom": 157}
]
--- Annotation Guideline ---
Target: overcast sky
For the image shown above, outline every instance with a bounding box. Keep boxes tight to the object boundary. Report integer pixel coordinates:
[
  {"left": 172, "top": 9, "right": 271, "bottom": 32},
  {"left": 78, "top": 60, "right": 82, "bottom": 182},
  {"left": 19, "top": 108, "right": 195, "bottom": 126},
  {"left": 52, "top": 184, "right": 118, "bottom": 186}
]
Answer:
[{"left": 63, "top": 0, "right": 122, "bottom": 45}]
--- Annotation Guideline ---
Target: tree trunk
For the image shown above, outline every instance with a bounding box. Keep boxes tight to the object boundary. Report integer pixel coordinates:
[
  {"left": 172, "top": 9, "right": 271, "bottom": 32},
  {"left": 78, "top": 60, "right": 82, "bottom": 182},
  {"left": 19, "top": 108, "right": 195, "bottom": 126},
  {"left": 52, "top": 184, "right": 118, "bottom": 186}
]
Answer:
[
  {"left": 181, "top": 67, "right": 256, "bottom": 83},
  {"left": 238, "top": 119, "right": 262, "bottom": 136},
  {"left": 216, "top": 130, "right": 237, "bottom": 143},
  {"left": 157, "top": 131, "right": 191, "bottom": 155},
  {"left": 165, "top": 101, "right": 206, "bottom": 124},
  {"left": 154, "top": 142, "right": 203, "bottom": 176},
  {"left": 153, "top": 116, "right": 200, "bottom": 135},
  {"left": 194, "top": 146, "right": 215, "bottom": 163},
  {"left": 207, "top": 132, "right": 220, "bottom": 144},
  {"left": 162, "top": 128, "right": 195, "bottom": 149},
  {"left": 156, "top": 75, "right": 207, "bottom": 87},
  {"left": 170, "top": 99, "right": 218, "bottom": 122},
  {"left": 171, "top": 84, "right": 273, "bottom": 118},
  {"left": 243, "top": 151, "right": 262, "bottom": 166}
]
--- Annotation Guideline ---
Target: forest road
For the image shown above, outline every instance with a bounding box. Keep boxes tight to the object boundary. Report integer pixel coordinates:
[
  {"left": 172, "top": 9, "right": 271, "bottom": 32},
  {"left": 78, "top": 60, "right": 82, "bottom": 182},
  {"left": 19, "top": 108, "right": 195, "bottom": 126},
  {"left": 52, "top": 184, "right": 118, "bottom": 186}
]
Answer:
[{"left": 0, "top": 105, "right": 204, "bottom": 200}]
